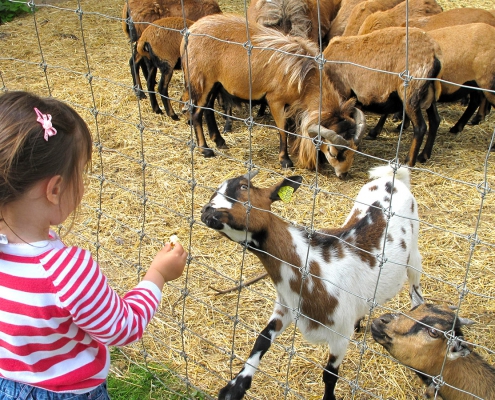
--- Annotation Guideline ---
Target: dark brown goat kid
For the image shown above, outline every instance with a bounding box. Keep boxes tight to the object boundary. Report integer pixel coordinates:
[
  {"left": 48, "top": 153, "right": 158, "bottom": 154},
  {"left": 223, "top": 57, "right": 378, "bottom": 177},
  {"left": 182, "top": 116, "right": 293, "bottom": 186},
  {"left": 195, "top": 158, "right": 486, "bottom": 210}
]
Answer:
[{"left": 372, "top": 303, "right": 495, "bottom": 400}]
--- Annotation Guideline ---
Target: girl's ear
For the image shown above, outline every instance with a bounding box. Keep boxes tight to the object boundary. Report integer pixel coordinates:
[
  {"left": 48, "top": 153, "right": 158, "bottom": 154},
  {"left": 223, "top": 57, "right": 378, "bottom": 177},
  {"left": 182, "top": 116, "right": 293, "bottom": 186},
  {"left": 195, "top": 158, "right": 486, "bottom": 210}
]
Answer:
[{"left": 46, "top": 175, "right": 63, "bottom": 205}]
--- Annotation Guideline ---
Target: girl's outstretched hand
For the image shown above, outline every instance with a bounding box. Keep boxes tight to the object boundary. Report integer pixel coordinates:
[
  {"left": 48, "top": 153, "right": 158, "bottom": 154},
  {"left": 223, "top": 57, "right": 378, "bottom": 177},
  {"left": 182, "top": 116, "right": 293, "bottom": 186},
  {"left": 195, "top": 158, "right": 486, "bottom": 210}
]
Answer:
[{"left": 146, "top": 242, "right": 188, "bottom": 288}]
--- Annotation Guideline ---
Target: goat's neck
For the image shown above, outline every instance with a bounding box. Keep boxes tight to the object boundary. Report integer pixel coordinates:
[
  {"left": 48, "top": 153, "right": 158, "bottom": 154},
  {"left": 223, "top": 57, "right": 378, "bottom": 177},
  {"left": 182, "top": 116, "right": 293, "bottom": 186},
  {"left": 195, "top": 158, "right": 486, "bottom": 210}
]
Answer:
[{"left": 432, "top": 352, "right": 495, "bottom": 400}]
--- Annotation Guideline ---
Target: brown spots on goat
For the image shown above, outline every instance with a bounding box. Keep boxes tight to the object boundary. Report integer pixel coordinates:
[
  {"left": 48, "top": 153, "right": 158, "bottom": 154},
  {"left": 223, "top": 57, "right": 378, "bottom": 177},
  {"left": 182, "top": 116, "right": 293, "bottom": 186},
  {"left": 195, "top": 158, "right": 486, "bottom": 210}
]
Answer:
[
  {"left": 346, "top": 203, "right": 387, "bottom": 268},
  {"left": 383, "top": 196, "right": 390, "bottom": 203},
  {"left": 369, "top": 185, "right": 378, "bottom": 191},
  {"left": 289, "top": 260, "right": 339, "bottom": 330},
  {"left": 385, "top": 181, "right": 398, "bottom": 194},
  {"left": 387, "top": 234, "right": 394, "bottom": 243},
  {"left": 401, "top": 227, "right": 406, "bottom": 234},
  {"left": 411, "top": 199, "right": 415, "bottom": 213},
  {"left": 400, "top": 239, "right": 407, "bottom": 250}
]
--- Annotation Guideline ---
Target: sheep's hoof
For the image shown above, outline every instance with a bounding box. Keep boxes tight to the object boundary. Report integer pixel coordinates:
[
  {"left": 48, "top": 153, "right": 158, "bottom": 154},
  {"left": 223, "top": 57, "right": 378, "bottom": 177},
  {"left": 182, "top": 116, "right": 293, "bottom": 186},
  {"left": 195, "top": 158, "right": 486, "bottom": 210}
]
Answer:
[
  {"left": 170, "top": 114, "right": 180, "bottom": 121},
  {"left": 365, "top": 134, "right": 377, "bottom": 141},
  {"left": 217, "top": 143, "right": 229, "bottom": 150},
  {"left": 417, "top": 153, "right": 429, "bottom": 164},
  {"left": 449, "top": 125, "right": 463, "bottom": 134},
  {"left": 468, "top": 116, "right": 483, "bottom": 126},
  {"left": 280, "top": 159, "right": 294, "bottom": 169},
  {"left": 153, "top": 108, "right": 164, "bottom": 115},
  {"left": 201, "top": 148, "right": 216, "bottom": 158},
  {"left": 135, "top": 91, "right": 147, "bottom": 100}
]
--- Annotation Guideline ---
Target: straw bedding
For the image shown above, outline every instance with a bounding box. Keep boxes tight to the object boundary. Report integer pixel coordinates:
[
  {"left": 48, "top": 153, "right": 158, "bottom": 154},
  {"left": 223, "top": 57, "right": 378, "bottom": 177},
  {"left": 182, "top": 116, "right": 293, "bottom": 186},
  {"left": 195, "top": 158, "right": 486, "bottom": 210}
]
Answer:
[{"left": 1, "top": 0, "right": 494, "bottom": 398}]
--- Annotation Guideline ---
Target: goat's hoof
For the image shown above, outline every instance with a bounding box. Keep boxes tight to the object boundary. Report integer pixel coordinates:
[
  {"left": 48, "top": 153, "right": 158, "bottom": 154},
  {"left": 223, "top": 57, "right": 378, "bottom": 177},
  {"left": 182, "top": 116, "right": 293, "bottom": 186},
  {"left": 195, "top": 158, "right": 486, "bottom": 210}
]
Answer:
[
  {"left": 218, "top": 378, "right": 250, "bottom": 400},
  {"left": 135, "top": 91, "right": 147, "bottom": 100},
  {"left": 153, "top": 108, "right": 164, "bottom": 115},
  {"left": 201, "top": 148, "right": 216, "bottom": 158},
  {"left": 365, "top": 134, "right": 377, "bottom": 141},
  {"left": 170, "top": 114, "right": 180, "bottom": 121}
]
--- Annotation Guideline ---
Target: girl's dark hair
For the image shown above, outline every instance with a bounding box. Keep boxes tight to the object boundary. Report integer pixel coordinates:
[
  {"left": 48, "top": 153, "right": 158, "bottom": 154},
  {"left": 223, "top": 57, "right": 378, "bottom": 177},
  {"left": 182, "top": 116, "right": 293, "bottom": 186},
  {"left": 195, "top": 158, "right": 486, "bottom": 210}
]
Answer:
[{"left": 0, "top": 91, "right": 93, "bottom": 206}]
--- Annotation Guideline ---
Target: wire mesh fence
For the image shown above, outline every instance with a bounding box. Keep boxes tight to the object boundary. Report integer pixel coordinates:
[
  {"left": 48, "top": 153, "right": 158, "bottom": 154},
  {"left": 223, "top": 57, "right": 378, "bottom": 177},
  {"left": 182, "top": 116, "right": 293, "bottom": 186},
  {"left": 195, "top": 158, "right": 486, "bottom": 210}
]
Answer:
[{"left": 1, "top": 0, "right": 494, "bottom": 398}]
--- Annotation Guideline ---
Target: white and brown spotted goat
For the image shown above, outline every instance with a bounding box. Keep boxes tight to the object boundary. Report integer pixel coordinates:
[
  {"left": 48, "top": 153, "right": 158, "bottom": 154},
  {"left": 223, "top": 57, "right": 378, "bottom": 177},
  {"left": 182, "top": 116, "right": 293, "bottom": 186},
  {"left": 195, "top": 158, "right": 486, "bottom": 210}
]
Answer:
[
  {"left": 201, "top": 165, "right": 424, "bottom": 399},
  {"left": 372, "top": 303, "right": 495, "bottom": 400}
]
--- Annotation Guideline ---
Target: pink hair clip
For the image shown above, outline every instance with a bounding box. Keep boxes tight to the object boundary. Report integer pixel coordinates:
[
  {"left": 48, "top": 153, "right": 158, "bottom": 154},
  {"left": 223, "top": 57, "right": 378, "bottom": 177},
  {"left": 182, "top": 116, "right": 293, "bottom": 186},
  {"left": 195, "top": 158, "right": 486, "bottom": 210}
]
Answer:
[{"left": 34, "top": 107, "right": 57, "bottom": 141}]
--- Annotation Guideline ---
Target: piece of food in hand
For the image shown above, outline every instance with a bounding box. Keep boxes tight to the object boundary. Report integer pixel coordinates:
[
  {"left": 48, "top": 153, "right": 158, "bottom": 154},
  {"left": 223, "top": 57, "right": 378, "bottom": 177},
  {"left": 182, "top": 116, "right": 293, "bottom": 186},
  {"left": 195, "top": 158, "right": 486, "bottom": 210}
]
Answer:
[{"left": 169, "top": 234, "right": 179, "bottom": 248}]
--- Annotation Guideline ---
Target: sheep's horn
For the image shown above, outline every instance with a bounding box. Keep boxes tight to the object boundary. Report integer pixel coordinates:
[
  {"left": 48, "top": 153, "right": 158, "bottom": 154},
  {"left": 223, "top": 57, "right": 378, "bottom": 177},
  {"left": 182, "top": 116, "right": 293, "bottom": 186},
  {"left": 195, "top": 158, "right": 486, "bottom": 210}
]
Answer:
[
  {"left": 242, "top": 169, "right": 259, "bottom": 181},
  {"left": 352, "top": 107, "right": 367, "bottom": 144},
  {"left": 307, "top": 124, "right": 349, "bottom": 147}
]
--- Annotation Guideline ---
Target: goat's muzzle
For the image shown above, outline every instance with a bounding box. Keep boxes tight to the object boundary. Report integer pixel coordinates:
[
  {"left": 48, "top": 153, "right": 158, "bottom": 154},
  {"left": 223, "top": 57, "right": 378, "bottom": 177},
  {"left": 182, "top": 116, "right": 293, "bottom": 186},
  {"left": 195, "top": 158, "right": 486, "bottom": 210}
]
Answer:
[
  {"left": 201, "top": 204, "right": 225, "bottom": 230},
  {"left": 371, "top": 314, "right": 394, "bottom": 346}
]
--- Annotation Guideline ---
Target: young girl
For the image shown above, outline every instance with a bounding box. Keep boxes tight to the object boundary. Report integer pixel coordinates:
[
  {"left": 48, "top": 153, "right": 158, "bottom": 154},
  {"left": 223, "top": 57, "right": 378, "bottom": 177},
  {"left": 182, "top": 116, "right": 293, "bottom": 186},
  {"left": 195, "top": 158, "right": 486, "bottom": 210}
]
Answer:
[{"left": 0, "top": 91, "right": 188, "bottom": 399}]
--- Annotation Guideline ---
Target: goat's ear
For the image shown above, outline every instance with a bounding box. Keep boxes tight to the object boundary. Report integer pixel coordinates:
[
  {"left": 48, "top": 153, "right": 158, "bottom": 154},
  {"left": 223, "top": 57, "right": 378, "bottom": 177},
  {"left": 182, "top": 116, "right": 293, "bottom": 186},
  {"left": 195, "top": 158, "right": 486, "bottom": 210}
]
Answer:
[
  {"left": 270, "top": 176, "right": 303, "bottom": 202},
  {"left": 447, "top": 337, "right": 471, "bottom": 360}
]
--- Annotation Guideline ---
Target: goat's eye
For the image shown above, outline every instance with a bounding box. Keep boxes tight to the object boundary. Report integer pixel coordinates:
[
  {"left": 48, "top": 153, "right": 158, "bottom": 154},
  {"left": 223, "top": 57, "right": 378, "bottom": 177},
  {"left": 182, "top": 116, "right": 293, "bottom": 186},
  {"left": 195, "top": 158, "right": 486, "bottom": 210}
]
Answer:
[
  {"left": 240, "top": 184, "right": 248, "bottom": 190},
  {"left": 427, "top": 327, "right": 440, "bottom": 338}
]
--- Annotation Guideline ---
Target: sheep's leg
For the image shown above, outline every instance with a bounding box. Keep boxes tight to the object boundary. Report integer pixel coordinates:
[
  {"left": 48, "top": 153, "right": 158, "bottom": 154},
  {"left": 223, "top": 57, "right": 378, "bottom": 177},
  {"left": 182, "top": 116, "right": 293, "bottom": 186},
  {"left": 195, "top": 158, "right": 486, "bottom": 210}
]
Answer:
[
  {"left": 366, "top": 114, "right": 388, "bottom": 140},
  {"left": 129, "top": 54, "right": 147, "bottom": 100},
  {"left": 396, "top": 114, "right": 410, "bottom": 131},
  {"left": 192, "top": 105, "right": 215, "bottom": 158},
  {"left": 417, "top": 102, "right": 440, "bottom": 163},
  {"left": 217, "top": 91, "right": 233, "bottom": 133},
  {"left": 469, "top": 96, "right": 491, "bottom": 125},
  {"left": 204, "top": 88, "right": 228, "bottom": 149},
  {"left": 146, "top": 66, "right": 162, "bottom": 114},
  {"left": 157, "top": 68, "right": 179, "bottom": 121},
  {"left": 449, "top": 90, "right": 481, "bottom": 134},
  {"left": 256, "top": 102, "right": 267, "bottom": 118},
  {"left": 269, "top": 100, "right": 293, "bottom": 168},
  {"left": 218, "top": 306, "right": 292, "bottom": 400},
  {"left": 404, "top": 110, "right": 427, "bottom": 167}
]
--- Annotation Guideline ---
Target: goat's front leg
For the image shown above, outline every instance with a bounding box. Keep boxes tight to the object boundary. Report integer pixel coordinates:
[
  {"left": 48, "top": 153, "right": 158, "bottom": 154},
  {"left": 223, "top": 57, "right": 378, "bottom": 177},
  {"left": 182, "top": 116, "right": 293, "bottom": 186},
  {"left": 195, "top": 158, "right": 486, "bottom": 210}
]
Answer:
[
  {"left": 322, "top": 330, "right": 352, "bottom": 400},
  {"left": 218, "top": 305, "right": 292, "bottom": 400}
]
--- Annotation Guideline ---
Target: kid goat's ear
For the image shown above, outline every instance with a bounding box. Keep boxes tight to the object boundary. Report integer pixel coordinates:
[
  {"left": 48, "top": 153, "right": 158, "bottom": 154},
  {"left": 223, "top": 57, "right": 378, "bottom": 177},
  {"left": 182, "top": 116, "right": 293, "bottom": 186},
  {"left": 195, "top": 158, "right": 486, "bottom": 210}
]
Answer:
[{"left": 270, "top": 176, "right": 303, "bottom": 202}]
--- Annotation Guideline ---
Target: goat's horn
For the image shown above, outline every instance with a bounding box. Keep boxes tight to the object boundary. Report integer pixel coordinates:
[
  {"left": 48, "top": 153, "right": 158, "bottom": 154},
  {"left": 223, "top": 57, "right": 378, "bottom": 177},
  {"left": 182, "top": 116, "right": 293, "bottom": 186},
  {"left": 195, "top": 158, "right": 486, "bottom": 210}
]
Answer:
[
  {"left": 458, "top": 317, "right": 476, "bottom": 326},
  {"left": 352, "top": 107, "right": 367, "bottom": 144},
  {"left": 243, "top": 169, "right": 259, "bottom": 180},
  {"left": 307, "top": 124, "right": 348, "bottom": 147}
]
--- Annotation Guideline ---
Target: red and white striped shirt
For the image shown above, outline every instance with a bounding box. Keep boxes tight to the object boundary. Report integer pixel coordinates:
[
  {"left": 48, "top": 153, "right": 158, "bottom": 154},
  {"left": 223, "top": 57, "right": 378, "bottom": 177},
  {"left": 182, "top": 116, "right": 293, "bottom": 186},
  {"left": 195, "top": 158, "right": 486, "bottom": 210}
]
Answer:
[{"left": 0, "top": 232, "right": 162, "bottom": 393}]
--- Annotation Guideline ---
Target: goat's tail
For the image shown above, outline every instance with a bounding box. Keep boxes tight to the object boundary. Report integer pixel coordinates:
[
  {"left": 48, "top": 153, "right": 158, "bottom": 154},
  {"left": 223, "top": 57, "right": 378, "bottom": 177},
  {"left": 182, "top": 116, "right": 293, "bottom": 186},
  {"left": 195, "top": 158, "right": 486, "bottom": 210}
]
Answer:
[{"left": 369, "top": 165, "right": 411, "bottom": 189}]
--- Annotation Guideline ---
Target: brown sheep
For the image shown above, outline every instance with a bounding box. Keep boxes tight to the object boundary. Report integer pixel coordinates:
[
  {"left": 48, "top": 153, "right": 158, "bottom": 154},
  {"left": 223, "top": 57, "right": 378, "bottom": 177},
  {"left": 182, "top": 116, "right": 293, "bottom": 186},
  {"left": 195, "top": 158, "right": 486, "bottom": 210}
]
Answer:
[
  {"left": 372, "top": 23, "right": 495, "bottom": 137},
  {"left": 247, "top": 0, "right": 341, "bottom": 44},
  {"left": 342, "top": 0, "right": 403, "bottom": 36},
  {"left": 180, "top": 13, "right": 366, "bottom": 177},
  {"left": 322, "top": 27, "right": 443, "bottom": 166},
  {"left": 405, "top": 7, "right": 495, "bottom": 31},
  {"left": 357, "top": 0, "right": 443, "bottom": 35},
  {"left": 372, "top": 303, "right": 495, "bottom": 400},
  {"left": 328, "top": 0, "right": 365, "bottom": 38},
  {"left": 134, "top": 17, "right": 193, "bottom": 119},
  {"left": 122, "top": 0, "right": 222, "bottom": 97}
]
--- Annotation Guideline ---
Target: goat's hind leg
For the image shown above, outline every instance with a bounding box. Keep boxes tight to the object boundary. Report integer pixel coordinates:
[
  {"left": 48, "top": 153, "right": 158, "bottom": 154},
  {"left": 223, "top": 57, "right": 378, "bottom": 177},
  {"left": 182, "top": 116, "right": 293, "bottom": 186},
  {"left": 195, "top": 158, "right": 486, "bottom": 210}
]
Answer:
[
  {"left": 407, "top": 233, "right": 424, "bottom": 307},
  {"left": 322, "top": 329, "right": 353, "bottom": 400},
  {"left": 218, "top": 305, "right": 292, "bottom": 400}
]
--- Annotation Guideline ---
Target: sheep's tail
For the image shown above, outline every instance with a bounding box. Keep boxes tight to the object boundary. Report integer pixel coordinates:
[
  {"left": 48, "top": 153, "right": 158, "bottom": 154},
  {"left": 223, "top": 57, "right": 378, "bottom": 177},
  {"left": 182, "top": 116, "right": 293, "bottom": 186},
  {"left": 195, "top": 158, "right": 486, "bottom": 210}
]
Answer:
[{"left": 369, "top": 165, "right": 411, "bottom": 189}]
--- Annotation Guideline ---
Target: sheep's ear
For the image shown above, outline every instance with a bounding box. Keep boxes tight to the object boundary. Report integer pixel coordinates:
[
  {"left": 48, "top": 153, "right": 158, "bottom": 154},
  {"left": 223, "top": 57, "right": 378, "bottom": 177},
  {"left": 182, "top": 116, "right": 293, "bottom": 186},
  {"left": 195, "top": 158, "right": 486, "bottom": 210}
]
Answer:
[
  {"left": 447, "top": 337, "right": 471, "bottom": 360},
  {"left": 270, "top": 176, "right": 303, "bottom": 202}
]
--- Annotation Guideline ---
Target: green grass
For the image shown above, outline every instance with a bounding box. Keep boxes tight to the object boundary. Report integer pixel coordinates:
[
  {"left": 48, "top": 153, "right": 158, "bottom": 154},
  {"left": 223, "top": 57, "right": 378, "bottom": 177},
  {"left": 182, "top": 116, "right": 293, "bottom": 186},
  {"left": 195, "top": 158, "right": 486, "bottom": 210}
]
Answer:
[{"left": 107, "top": 349, "right": 206, "bottom": 400}]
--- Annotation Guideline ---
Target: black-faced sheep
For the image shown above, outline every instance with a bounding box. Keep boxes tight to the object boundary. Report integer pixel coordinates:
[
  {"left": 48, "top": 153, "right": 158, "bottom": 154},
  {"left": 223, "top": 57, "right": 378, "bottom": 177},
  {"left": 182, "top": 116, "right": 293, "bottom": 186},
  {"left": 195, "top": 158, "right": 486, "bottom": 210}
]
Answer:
[
  {"left": 180, "top": 13, "right": 366, "bottom": 177},
  {"left": 372, "top": 303, "right": 495, "bottom": 400},
  {"left": 247, "top": 0, "right": 341, "bottom": 45},
  {"left": 322, "top": 27, "right": 443, "bottom": 165},
  {"left": 201, "top": 165, "right": 424, "bottom": 400}
]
